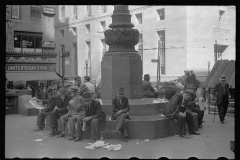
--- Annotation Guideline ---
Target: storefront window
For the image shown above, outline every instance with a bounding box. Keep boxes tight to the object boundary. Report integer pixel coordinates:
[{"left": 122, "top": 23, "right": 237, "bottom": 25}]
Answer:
[
  {"left": 35, "top": 37, "right": 42, "bottom": 48},
  {"left": 21, "top": 36, "right": 34, "bottom": 48}
]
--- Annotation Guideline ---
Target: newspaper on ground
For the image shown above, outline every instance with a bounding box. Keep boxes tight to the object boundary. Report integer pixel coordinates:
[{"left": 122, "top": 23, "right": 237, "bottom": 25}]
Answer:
[
  {"left": 29, "top": 98, "right": 45, "bottom": 110},
  {"left": 85, "top": 140, "right": 122, "bottom": 151}
]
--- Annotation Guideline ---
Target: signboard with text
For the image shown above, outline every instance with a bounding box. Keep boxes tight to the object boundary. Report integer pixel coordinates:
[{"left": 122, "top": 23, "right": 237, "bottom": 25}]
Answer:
[
  {"left": 42, "top": 7, "right": 55, "bottom": 15},
  {"left": 42, "top": 41, "right": 55, "bottom": 48},
  {"left": 6, "top": 64, "right": 49, "bottom": 71}
]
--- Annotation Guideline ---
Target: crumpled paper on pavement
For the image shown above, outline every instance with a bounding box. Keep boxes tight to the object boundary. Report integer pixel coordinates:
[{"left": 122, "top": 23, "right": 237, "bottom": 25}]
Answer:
[{"left": 85, "top": 140, "right": 122, "bottom": 151}]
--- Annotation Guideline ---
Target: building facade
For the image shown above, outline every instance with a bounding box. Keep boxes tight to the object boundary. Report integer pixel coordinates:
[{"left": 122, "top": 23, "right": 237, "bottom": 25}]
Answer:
[
  {"left": 54, "top": 5, "right": 236, "bottom": 84},
  {"left": 6, "top": 5, "right": 60, "bottom": 88}
]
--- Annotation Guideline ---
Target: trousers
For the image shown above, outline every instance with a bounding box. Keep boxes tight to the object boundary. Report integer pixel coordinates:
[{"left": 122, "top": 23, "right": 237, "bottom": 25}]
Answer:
[
  {"left": 187, "top": 105, "right": 204, "bottom": 126},
  {"left": 115, "top": 113, "right": 129, "bottom": 138},
  {"left": 217, "top": 94, "right": 229, "bottom": 121},
  {"left": 49, "top": 110, "right": 67, "bottom": 130},
  {"left": 36, "top": 111, "right": 50, "bottom": 128},
  {"left": 82, "top": 118, "right": 101, "bottom": 140},
  {"left": 174, "top": 112, "right": 195, "bottom": 135}
]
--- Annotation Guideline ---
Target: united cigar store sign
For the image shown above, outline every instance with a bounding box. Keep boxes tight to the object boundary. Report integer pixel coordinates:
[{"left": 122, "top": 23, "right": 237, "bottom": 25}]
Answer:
[
  {"left": 6, "top": 64, "right": 49, "bottom": 71},
  {"left": 42, "top": 7, "right": 55, "bottom": 15}
]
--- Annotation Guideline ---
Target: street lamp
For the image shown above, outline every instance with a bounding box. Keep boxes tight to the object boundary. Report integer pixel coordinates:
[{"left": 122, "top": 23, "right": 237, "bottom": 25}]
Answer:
[
  {"left": 85, "top": 59, "right": 88, "bottom": 76},
  {"left": 61, "top": 46, "right": 70, "bottom": 87},
  {"left": 208, "top": 61, "right": 210, "bottom": 75}
]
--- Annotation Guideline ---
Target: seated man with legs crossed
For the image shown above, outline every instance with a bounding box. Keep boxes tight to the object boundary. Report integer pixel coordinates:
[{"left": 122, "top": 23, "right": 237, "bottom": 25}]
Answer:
[
  {"left": 112, "top": 87, "right": 130, "bottom": 142},
  {"left": 78, "top": 92, "right": 104, "bottom": 143},
  {"left": 49, "top": 87, "right": 72, "bottom": 136},
  {"left": 163, "top": 89, "right": 200, "bottom": 138},
  {"left": 58, "top": 86, "right": 86, "bottom": 141},
  {"left": 33, "top": 88, "right": 57, "bottom": 131}
]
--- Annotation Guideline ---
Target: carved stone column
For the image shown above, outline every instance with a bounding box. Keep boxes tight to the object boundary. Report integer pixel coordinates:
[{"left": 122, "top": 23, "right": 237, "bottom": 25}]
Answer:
[{"left": 101, "top": 5, "right": 143, "bottom": 100}]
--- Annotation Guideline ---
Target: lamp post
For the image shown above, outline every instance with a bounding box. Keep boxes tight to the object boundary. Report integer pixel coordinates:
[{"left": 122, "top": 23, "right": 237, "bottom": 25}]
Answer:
[
  {"left": 208, "top": 61, "right": 210, "bottom": 75},
  {"left": 61, "top": 46, "right": 70, "bottom": 87},
  {"left": 85, "top": 59, "right": 88, "bottom": 76}
]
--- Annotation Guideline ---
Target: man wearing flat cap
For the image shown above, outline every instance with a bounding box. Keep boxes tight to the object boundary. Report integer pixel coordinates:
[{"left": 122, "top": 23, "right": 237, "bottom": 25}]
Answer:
[
  {"left": 213, "top": 74, "right": 230, "bottom": 124},
  {"left": 48, "top": 87, "right": 72, "bottom": 136},
  {"left": 76, "top": 92, "right": 104, "bottom": 143},
  {"left": 112, "top": 87, "right": 130, "bottom": 142},
  {"left": 58, "top": 86, "right": 86, "bottom": 141},
  {"left": 33, "top": 88, "right": 57, "bottom": 131},
  {"left": 163, "top": 89, "right": 200, "bottom": 138},
  {"left": 142, "top": 74, "right": 157, "bottom": 98}
]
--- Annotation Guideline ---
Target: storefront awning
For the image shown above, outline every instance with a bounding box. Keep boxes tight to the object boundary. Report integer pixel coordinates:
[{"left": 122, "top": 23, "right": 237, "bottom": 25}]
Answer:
[{"left": 6, "top": 72, "right": 61, "bottom": 81}]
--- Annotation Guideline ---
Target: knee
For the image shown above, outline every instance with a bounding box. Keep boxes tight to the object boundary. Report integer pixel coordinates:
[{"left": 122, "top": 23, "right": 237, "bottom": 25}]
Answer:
[
  {"left": 91, "top": 118, "right": 98, "bottom": 125},
  {"left": 120, "top": 113, "right": 127, "bottom": 118},
  {"left": 69, "top": 117, "right": 76, "bottom": 122}
]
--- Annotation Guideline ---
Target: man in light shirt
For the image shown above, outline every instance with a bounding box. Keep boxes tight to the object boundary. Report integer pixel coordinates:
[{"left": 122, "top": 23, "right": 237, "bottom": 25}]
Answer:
[{"left": 84, "top": 76, "right": 96, "bottom": 99}]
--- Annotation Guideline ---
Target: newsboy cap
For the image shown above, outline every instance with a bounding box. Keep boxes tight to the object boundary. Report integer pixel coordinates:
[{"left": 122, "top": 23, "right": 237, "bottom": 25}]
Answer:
[
  {"left": 84, "top": 76, "right": 91, "bottom": 81},
  {"left": 117, "top": 87, "right": 124, "bottom": 93},
  {"left": 184, "top": 89, "right": 195, "bottom": 98},
  {"left": 81, "top": 92, "right": 92, "bottom": 100},
  {"left": 144, "top": 74, "right": 150, "bottom": 79}
]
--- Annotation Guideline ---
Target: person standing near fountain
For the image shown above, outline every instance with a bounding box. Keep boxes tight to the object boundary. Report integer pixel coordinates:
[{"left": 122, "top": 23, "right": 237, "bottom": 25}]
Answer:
[{"left": 112, "top": 87, "right": 130, "bottom": 142}]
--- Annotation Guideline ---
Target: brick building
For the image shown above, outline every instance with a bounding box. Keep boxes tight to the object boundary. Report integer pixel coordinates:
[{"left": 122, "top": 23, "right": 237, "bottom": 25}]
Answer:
[{"left": 54, "top": 5, "right": 235, "bottom": 84}]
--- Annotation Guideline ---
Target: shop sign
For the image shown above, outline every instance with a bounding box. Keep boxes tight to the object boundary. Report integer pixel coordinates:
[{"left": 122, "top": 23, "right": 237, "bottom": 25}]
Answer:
[
  {"left": 42, "top": 41, "right": 55, "bottom": 48},
  {"left": 6, "top": 64, "right": 49, "bottom": 71},
  {"left": 42, "top": 7, "right": 55, "bottom": 15}
]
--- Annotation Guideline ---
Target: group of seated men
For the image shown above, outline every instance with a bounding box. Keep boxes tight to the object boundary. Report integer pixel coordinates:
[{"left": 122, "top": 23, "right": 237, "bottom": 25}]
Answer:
[{"left": 34, "top": 75, "right": 130, "bottom": 142}]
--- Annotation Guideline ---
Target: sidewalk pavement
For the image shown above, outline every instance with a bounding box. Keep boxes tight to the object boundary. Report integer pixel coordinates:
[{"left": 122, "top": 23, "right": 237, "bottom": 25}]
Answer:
[{"left": 5, "top": 113, "right": 234, "bottom": 159}]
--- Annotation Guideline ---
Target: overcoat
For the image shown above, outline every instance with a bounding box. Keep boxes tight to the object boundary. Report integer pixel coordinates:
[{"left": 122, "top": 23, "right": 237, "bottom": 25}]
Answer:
[
  {"left": 213, "top": 82, "right": 229, "bottom": 105},
  {"left": 112, "top": 96, "right": 130, "bottom": 120}
]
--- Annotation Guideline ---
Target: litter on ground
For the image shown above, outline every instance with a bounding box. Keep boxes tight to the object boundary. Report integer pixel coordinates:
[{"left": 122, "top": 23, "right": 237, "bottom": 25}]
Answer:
[
  {"left": 35, "top": 139, "right": 43, "bottom": 141},
  {"left": 85, "top": 140, "right": 122, "bottom": 151},
  {"left": 144, "top": 139, "right": 149, "bottom": 142}
]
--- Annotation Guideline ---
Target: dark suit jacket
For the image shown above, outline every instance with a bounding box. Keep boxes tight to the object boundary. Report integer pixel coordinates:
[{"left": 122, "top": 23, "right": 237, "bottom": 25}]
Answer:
[
  {"left": 112, "top": 96, "right": 130, "bottom": 120},
  {"left": 164, "top": 87, "right": 176, "bottom": 101},
  {"left": 163, "top": 93, "right": 184, "bottom": 118},
  {"left": 43, "top": 95, "right": 58, "bottom": 113},
  {"left": 56, "top": 94, "right": 72, "bottom": 114},
  {"left": 213, "top": 82, "right": 229, "bottom": 105},
  {"left": 142, "top": 80, "right": 155, "bottom": 97},
  {"left": 85, "top": 99, "right": 102, "bottom": 119}
]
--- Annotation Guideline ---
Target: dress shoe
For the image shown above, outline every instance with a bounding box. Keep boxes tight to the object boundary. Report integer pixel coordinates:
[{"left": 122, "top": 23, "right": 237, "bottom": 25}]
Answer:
[
  {"left": 198, "top": 124, "right": 203, "bottom": 129},
  {"left": 33, "top": 127, "right": 43, "bottom": 131},
  {"left": 189, "top": 131, "right": 200, "bottom": 135},
  {"left": 69, "top": 136, "right": 76, "bottom": 140},
  {"left": 74, "top": 137, "right": 82, "bottom": 142},
  {"left": 49, "top": 130, "right": 61, "bottom": 136},
  {"left": 221, "top": 120, "right": 225, "bottom": 124},
  {"left": 180, "top": 134, "right": 190, "bottom": 138},
  {"left": 123, "top": 137, "right": 128, "bottom": 142},
  {"left": 57, "top": 133, "right": 66, "bottom": 138}
]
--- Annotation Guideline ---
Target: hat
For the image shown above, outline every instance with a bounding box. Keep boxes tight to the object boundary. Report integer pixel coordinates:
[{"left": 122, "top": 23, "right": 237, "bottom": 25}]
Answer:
[
  {"left": 117, "top": 87, "right": 124, "bottom": 94},
  {"left": 144, "top": 74, "right": 150, "bottom": 79},
  {"left": 46, "top": 88, "right": 53, "bottom": 93},
  {"left": 84, "top": 76, "right": 91, "bottom": 82},
  {"left": 219, "top": 74, "right": 227, "bottom": 80},
  {"left": 75, "top": 76, "right": 81, "bottom": 81},
  {"left": 58, "top": 87, "right": 67, "bottom": 93},
  {"left": 82, "top": 92, "right": 92, "bottom": 100},
  {"left": 184, "top": 89, "right": 195, "bottom": 98},
  {"left": 69, "top": 86, "right": 78, "bottom": 92}
]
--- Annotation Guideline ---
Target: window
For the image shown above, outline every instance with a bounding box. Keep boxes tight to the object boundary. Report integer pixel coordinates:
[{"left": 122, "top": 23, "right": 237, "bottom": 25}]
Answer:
[
  {"left": 157, "top": 30, "right": 165, "bottom": 74},
  {"left": 138, "top": 33, "right": 143, "bottom": 60},
  {"left": 100, "top": 21, "right": 106, "bottom": 31},
  {"left": 60, "top": 29, "right": 64, "bottom": 37},
  {"left": 101, "top": 39, "right": 106, "bottom": 57},
  {"left": 73, "top": 5, "right": 78, "bottom": 19},
  {"left": 14, "top": 31, "right": 42, "bottom": 49},
  {"left": 101, "top": 5, "right": 107, "bottom": 13},
  {"left": 136, "top": 13, "right": 142, "bottom": 24},
  {"left": 31, "top": 5, "right": 41, "bottom": 19},
  {"left": 11, "top": 5, "right": 20, "bottom": 19},
  {"left": 86, "top": 41, "right": 91, "bottom": 76},
  {"left": 87, "top": 5, "right": 92, "bottom": 17},
  {"left": 157, "top": 8, "right": 165, "bottom": 20},
  {"left": 86, "top": 24, "right": 90, "bottom": 33},
  {"left": 60, "top": 5, "right": 65, "bottom": 19},
  {"left": 139, "top": 33, "right": 143, "bottom": 44},
  {"left": 72, "top": 27, "right": 77, "bottom": 35},
  {"left": 219, "top": 10, "right": 225, "bottom": 21}
]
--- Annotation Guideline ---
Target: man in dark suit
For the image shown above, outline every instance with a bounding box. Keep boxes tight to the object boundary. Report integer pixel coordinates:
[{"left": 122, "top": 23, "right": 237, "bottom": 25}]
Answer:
[
  {"left": 142, "top": 74, "right": 156, "bottom": 98},
  {"left": 213, "top": 74, "right": 230, "bottom": 124},
  {"left": 164, "top": 82, "right": 176, "bottom": 101},
  {"left": 112, "top": 87, "right": 130, "bottom": 142},
  {"left": 163, "top": 89, "right": 200, "bottom": 138},
  {"left": 33, "top": 88, "right": 57, "bottom": 131},
  {"left": 48, "top": 87, "right": 72, "bottom": 136},
  {"left": 77, "top": 92, "right": 103, "bottom": 143}
]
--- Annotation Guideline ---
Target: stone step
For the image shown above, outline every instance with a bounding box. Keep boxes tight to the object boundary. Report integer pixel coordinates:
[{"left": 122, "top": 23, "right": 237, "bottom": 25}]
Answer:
[{"left": 45, "top": 113, "right": 198, "bottom": 140}]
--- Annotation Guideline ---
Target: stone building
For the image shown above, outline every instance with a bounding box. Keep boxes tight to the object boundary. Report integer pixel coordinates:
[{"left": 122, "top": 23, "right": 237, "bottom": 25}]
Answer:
[
  {"left": 54, "top": 5, "right": 235, "bottom": 84},
  {"left": 6, "top": 5, "right": 60, "bottom": 88}
]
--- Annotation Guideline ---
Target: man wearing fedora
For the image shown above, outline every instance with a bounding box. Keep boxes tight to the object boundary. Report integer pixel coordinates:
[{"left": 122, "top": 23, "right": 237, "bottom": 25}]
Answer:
[
  {"left": 112, "top": 87, "right": 130, "bottom": 142},
  {"left": 83, "top": 76, "right": 96, "bottom": 99},
  {"left": 48, "top": 87, "right": 72, "bottom": 136},
  {"left": 142, "top": 74, "right": 157, "bottom": 98},
  {"left": 58, "top": 86, "right": 86, "bottom": 141},
  {"left": 33, "top": 88, "right": 57, "bottom": 131},
  {"left": 213, "top": 74, "right": 230, "bottom": 124},
  {"left": 77, "top": 92, "right": 103, "bottom": 143},
  {"left": 163, "top": 89, "right": 200, "bottom": 138}
]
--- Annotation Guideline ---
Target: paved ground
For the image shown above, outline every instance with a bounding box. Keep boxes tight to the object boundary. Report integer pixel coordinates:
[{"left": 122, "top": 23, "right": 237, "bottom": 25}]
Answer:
[{"left": 5, "top": 113, "right": 234, "bottom": 159}]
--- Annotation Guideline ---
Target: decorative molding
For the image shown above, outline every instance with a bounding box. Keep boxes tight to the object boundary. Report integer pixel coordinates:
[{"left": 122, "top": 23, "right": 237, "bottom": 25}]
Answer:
[{"left": 6, "top": 57, "right": 56, "bottom": 63}]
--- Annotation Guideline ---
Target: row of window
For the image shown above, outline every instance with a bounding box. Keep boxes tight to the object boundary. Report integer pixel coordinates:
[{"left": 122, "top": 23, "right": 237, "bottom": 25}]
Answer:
[
  {"left": 14, "top": 31, "right": 42, "bottom": 49},
  {"left": 59, "top": 5, "right": 107, "bottom": 20},
  {"left": 135, "top": 8, "right": 165, "bottom": 24},
  {"left": 8, "top": 5, "right": 42, "bottom": 20}
]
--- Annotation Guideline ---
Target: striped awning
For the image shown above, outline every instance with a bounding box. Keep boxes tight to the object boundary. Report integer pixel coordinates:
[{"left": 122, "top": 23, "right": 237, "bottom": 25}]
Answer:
[{"left": 6, "top": 72, "right": 61, "bottom": 81}]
